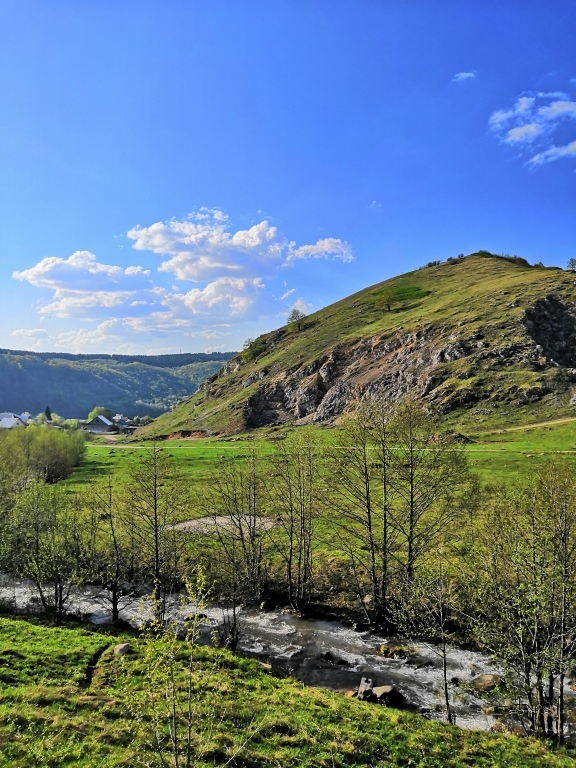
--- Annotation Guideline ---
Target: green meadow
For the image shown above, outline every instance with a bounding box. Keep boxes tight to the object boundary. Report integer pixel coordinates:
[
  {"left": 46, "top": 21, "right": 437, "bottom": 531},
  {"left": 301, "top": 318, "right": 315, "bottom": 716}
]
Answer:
[{"left": 68, "top": 416, "right": 576, "bottom": 493}]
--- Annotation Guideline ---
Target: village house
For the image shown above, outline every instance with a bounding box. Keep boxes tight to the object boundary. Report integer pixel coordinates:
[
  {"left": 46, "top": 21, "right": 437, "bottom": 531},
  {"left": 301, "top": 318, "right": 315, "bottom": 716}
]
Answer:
[
  {"left": 0, "top": 412, "right": 34, "bottom": 429},
  {"left": 85, "top": 414, "right": 118, "bottom": 434}
]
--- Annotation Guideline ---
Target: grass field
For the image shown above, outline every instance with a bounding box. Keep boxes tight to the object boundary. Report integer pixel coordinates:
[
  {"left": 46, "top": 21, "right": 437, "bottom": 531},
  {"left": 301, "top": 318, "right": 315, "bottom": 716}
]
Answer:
[
  {"left": 68, "top": 416, "right": 576, "bottom": 494},
  {"left": 1, "top": 616, "right": 576, "bottom": 767}
]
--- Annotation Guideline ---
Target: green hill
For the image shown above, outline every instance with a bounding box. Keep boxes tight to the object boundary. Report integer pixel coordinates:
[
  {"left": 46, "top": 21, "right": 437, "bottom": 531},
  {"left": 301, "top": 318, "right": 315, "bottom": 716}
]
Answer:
[
  {"left": 0, "top": 351, "right": 236, "bottom": 419},
  {"left": 142, "top": 252, "right": 576, "bottom": 437}
]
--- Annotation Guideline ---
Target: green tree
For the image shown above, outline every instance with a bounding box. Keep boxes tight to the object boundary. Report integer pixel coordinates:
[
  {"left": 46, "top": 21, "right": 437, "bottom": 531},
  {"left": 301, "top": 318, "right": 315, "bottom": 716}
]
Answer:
[
  {"left": 87, "top": 406, "right": 113, "bottom": 421},
  {"left": 287, "top": 307, "right": 306, "bottom": 331},
  {"left": 381, "top": 291, "right": 395, "bottom": 311},
  {"left": 241, "top": 338, "right": 265, "bottom": 363}
]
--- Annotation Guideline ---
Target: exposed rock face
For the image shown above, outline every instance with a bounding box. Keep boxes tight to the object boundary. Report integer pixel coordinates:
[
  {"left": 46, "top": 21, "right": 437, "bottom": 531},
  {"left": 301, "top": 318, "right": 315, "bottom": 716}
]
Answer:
[
  {"left": 198, "top": 292, "right": 576, "bottom": 431},
  {"left": 522, "top": 295, "right": 576, "bottom": 367}
]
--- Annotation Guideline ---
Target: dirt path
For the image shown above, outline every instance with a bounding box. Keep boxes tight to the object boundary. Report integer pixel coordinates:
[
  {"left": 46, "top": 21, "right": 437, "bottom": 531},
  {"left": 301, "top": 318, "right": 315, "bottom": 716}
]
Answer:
[{"left": 474, "top": 416, "right": 576, "bottom": 435}]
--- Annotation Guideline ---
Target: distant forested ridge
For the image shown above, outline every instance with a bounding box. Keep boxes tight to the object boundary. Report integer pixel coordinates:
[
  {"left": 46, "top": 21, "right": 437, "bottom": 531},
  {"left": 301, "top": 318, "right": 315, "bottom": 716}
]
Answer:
[{"left": 0, "top": 350, "right": 237, "bottom": 419}]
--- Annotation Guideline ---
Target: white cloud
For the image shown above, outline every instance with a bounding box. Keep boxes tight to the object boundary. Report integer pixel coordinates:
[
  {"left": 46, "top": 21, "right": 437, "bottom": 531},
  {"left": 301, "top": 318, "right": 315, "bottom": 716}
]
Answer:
[
  {"left": 13, "top": 250, "right": 150, "bottom": 292},
  {"left": 127, "top": 209, "right": 352, "bottom": 281},
  {"left": 52, "top": 320, "right": 122, "bottom": 352},
  {"left": 13, "top": 251, "right": 155, "bottom": 318},
  {"left": 11, "top": 328, "right": 49, "bottom": 340},
  {"left": 286, "top": 237, "right": 353, "bottom": 264},
  {"left": 161, "top": 277, "right": 265, "bottom": 319},
  {"left": 504, "top": 123, "right": 545, "bottom": 144},
  {"left": 490, "top": 89, "right": 576, "bottom": 166},
  {"left": 369, "top": 200, "right": 381, "bottom": 209},
  {"left": 290, "top": 298, "right": 313, "bottom": 315},
  {"left": 452, "top": 72, "right": 476, "bottom": 83},
  {"left": 13, "top": 208, "right": 352, "bottom": 350},
  {"left": 530, "top": 140, "right": 576, "bottom": 166}
]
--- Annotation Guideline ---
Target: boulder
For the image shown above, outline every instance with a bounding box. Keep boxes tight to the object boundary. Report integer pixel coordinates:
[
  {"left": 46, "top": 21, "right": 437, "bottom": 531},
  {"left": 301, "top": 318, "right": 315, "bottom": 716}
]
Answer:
[
  {"left": 113, "top": 642, "right": 132, "bottom": 656},
  {"left": 471, "top": 673, "right": 502, "bottom": 692},
  {"left": 372, "top": 685, "right": 405, "bottom": 708}
]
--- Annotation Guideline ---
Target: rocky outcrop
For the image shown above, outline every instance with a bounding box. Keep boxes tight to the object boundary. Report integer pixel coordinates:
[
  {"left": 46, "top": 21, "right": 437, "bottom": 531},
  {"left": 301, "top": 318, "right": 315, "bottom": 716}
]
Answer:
[
  {"left": 195, "top": 292, "right": 576, "bottom": 431},
  {"left": 522, "top": 294, "right": 576, "bottom": 367}
]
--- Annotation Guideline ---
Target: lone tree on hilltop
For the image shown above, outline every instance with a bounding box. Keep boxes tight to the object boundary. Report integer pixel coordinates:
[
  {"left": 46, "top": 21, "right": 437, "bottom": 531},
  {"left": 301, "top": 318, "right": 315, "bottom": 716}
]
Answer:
[
  {"left": 287, "top": 307, "right": 306, "bottom": 331},
  {"left": 381, "top": 290, "right": 395, "bottom": 312},
  {"left": 567, "top": 258, "right": 576, "bottom": 272}
]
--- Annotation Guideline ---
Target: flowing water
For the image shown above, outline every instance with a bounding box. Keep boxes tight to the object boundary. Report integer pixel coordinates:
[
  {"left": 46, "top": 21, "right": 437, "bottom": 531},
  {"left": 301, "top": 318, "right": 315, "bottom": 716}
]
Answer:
[{"left": 2, "top": 576, "right": 574, "bottom": 737}]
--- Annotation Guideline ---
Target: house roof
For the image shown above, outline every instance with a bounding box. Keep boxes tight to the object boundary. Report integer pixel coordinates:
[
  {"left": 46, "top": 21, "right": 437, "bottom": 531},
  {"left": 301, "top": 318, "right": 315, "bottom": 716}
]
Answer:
[
  {"left": 91, "top": 415, "right": 114, "bottom": 426},
  {"left": 0, "top": 416, "right": 24, "bottom": 429}
]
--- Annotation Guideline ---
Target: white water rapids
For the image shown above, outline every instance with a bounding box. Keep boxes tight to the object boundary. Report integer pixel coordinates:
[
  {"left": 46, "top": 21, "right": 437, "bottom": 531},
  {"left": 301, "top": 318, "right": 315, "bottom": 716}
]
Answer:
[{"left": 2, "top": 575, "right": 575, "bottom": 738}]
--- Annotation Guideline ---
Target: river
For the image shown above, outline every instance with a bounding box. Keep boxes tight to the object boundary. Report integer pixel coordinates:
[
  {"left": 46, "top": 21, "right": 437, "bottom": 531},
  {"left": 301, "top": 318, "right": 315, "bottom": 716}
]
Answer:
[{"left": 1, "top": 576, "right": 574, "bottom": 738}]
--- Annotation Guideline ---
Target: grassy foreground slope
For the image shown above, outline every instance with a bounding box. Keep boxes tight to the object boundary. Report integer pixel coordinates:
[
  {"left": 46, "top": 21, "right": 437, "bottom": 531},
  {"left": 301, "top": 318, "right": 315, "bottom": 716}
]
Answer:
[
  {"left": 142, "top": 253, "right": 576, "bottom": 437},
  {"left": 0, "top": 616, "right": 574, "bottom": 767}
]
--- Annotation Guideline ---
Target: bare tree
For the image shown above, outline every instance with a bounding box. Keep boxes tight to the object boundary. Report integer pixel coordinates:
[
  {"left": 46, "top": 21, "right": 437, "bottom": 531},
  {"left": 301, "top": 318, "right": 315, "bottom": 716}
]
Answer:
[
  {"left": 387, "top": 400, "right": 468, "bottom": 585},
  {"left": 327, "top": 400, "right": 399, "bottom": 628},
  {"left": 468, "top": 471, "right": 576, "bottom": 741},
  {"left": 85, "top": 475, "right": 137, "bottom": 622},
  {"left": 124, "top": 445, "right": 186, "bottom": 623},
  {"left": 266, "top": 430, "right": 322, "bottom": 613},
  {"left": 204, "top": 450, "right": 268, "bottom": 605},
  {"left": 13, "top": 481, "right": 91, "bottom": 622}
]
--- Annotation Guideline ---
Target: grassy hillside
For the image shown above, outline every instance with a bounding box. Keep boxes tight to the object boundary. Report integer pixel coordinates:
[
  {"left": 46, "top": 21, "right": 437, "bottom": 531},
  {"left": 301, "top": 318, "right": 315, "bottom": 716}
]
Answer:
[
  {"left": 142, "top": 253, "right": 576, "bottom": 437},
  {"left": 0, "top": 616, "right": 574, "bottom": 767},
  {"left": 0, "top": 351, "right": 236, "bottom": 419}
]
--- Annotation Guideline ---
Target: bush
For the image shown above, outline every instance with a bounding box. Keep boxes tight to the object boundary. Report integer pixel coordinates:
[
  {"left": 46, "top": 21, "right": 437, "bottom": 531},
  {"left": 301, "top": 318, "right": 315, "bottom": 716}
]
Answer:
[{"left": 0, "top": 427, "right": 86, "bottom": 484}]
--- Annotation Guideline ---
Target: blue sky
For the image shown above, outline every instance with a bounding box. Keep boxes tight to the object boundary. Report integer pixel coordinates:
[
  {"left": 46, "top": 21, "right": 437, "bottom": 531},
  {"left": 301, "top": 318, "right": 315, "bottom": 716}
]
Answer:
[{"left": 1, "top": 1, "right": 575, "bottom": 355}]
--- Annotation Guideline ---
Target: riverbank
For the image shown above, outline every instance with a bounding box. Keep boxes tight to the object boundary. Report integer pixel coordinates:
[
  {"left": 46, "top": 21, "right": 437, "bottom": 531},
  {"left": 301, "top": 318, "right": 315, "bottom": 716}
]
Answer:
[
  {"left": 1, "top": 614, "right": 576, "bottom": 767},
  {"left": 2, "top": 575, "right": 576, "bottom": 743}
]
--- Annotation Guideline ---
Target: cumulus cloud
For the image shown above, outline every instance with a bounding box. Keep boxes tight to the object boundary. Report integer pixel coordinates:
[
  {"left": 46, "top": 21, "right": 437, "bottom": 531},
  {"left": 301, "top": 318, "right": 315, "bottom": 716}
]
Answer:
[
  {"left": 14, "top": 209, "right": 352, "bottom": 349},
  {"left": 13, "top": 251, "right": 155, "bottom": 318},
  {"left": 452, "top": 71, "right": 476, "bottom": 83},
  {"left": 490, "top": 89, "right": 576, "bottom": 166},
  {"left": 12, "top": 328, "right": 48, "bottom": 338},
  {"left": 166, "top": 277, "right": 265, "bottom": 318},
  {"left": 13, "top": 250, "right": 150, "bottom": 292},
  {"left": 127, "top": 209, "right": 352, "bottom": 281},
  {"left": 286, "top": 237, "right": 353, "bottom": 264},
  {"left": 289, "top": 298, "right": 313, "bottom": 315}
]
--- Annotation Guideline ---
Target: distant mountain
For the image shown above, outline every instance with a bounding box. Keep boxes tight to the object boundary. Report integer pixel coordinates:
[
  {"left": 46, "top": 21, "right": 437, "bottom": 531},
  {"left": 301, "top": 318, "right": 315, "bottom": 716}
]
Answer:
[
  {"left": 141, "top": 252, "right": 576, "bottom": 436},
  {"left": 0, "top": 351, "right": 237, "bottom": 419}
]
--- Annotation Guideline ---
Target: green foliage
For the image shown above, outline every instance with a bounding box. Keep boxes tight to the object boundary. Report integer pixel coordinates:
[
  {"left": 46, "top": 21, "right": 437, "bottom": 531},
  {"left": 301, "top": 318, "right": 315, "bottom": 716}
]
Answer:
[
  {"left": 241, "top": 338, "right": 266, "bottom": 363},
  {"left": 0, "top": 425, "right": 86, "bottom": 484},
  {"left": 144, "top": 253, "right": 576, "bottom": 438},
  {"left": 87, "top": 406, "right": 113, "bottom": 422},
  {"left": 287, "top": 307, "right": 306, "bottom": 331}
]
